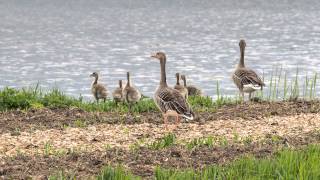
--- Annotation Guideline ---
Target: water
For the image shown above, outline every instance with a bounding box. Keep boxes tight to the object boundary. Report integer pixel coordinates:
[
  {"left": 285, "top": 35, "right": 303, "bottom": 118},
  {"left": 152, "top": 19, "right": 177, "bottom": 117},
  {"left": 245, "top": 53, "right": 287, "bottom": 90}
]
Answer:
[{"left": 1, "top": 0, "right": 320, "bottom": 100}]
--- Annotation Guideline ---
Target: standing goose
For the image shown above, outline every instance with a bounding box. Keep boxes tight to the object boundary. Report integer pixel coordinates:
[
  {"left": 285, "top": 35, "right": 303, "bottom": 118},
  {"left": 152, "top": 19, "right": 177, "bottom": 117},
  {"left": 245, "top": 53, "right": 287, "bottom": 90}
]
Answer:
[
  {"left": 232, "top": 39, "right": 265, "bottom": 100},
  {"left": 151, "top": 52, "right": 194, "bottom": 129},
  {"left": 112, "top": 80, "right": 124, "bottom": 105},
  {"left": 123, "top": 72, "right": 141, "bottom": 111},
  {"left": 90, "top": 72, "right": 108, "bottom": 103},
  {"left": 174, "top": 73, "right": 188, "bottom": 99},
  {"left": 181, "top": 75, "right": 203, "bottom": 97}
]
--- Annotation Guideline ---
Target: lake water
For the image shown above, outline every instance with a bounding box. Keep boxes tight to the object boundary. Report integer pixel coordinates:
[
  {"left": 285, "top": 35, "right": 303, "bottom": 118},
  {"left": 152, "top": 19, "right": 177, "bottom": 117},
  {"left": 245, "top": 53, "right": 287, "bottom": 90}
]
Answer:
[{"left": 1, "top": 0, "right": 320, "bottom": 100}]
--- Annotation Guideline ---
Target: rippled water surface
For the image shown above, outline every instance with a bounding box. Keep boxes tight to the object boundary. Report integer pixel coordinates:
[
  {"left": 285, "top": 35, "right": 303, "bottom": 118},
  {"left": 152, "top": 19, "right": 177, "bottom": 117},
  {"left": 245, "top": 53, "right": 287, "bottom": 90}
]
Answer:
[{"left": 1, "top": 0, "right": 320, "bottom": 99}]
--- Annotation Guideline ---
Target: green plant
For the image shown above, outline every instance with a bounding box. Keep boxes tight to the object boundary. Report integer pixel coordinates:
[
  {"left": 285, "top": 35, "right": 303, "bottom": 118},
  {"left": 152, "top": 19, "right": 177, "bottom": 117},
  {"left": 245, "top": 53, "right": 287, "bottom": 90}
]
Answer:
[
  {"left": 97, "top": 166, "right": 141, "bottom": 180},
  {"left": 149, "top": 133, "right": 176, "bottom": 150},
  {"left": 186, "top": 136, "right": 215, "bottom": 150}
]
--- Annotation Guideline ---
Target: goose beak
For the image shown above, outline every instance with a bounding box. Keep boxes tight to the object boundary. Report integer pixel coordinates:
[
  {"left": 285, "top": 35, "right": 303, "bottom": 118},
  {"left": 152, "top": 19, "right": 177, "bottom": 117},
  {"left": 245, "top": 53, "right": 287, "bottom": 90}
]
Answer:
[{"left": 150, "top": 54, "right": 157, "bottom": 58}]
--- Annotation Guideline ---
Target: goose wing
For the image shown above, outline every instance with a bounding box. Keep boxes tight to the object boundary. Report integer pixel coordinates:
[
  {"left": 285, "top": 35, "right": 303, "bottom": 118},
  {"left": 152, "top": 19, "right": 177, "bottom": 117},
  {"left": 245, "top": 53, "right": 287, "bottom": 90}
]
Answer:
[
  {"left": 94, "top": 84, "right": 108, "bottom": 98},
  {"left": 234, "top": 68, "right": 265, "bottom": 87},
  {"left": 155, "top": 87, "right": 193, "bottom": 118}
]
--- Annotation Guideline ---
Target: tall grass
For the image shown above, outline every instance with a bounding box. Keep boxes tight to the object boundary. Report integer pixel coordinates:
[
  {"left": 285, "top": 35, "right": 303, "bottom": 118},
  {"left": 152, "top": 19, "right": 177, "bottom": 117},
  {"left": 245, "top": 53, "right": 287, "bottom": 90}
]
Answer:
[{"left": 258, "top": 67, "right": 318, "bottom": 101}]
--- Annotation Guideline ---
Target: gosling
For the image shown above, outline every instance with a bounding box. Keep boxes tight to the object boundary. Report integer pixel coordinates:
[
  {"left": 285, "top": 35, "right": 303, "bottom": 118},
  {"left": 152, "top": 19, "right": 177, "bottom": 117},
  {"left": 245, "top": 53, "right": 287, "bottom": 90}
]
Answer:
[
  {"left": 90, "top": 72, "right": 108, "bottom": 103},
  {"left": 123, "top": 72, "right": 141, "bottom": 111},
  {"left": 112, "top": 80, "right": 124, "bottom": 105},
  {"left": 174, "top": 73, "right": 188, "bottom": 99}
]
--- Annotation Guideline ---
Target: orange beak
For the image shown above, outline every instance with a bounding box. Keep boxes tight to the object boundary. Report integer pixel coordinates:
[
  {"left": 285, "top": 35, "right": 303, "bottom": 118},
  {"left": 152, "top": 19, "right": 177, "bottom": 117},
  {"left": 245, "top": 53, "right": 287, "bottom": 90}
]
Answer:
[{"left": 150, "top": 53, "right": 157, "bottom": 58}]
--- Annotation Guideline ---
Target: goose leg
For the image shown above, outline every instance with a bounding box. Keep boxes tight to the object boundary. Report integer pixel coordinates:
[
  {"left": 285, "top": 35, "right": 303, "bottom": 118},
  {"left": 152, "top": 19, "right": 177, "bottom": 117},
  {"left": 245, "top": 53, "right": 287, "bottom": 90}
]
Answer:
[
  {"left": 128, "top": 103, "right": 132, "bottom": 113},
  {"left": 249, "top": 92, "right": 252, "bottom": 101},
  {"left": 240, "top": 91, "right": 244, "bottom": 102},
  {"left": 172, "top": 115, "right": 180, "bottom": 130},
  {"left": 163, "top": 113, "right": 169, "bottom": 130}
]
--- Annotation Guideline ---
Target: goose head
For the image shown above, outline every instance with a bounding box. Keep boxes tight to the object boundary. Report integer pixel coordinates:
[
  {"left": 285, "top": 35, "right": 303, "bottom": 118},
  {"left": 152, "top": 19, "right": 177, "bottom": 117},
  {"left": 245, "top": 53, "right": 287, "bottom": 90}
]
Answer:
[
  {"left": 90, "top": 72, "right": 98, "bottom": 78},
  {"left": 181, "top": 75, "right": 187, "bottom": 86},
  {"left": 181, "top": 74, "right": 186, "bottom": 81},
  {"left": 151, "top": 52, "right": 166, "bottom": 62},
  {"left": 239, "top": 39, "right": 246, "bottom": 51}
]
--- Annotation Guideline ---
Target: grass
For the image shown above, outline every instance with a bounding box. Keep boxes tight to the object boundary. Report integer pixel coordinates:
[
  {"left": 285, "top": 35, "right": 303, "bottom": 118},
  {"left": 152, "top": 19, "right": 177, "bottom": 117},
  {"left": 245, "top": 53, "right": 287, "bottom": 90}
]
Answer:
[
  {"left": 0, "top": 69, "right": 319, "bottom": 113},
  {"left": 97, "top": 166, "right": 141, "bottom": 180},
  {"left": 155, "top": 144, "right": 320, "bottom": 179},
  {"left": 0, "top": 86, "right": 158, "bottom": 113},
  {"left": 148, "top": 133, "right": 176, "bottom": 150},
  {"left": 0, "top": 86, "right": 234, "bottom": 113},
  {"left": 47, "top": 144, "right": 320, "bottom": 179}
]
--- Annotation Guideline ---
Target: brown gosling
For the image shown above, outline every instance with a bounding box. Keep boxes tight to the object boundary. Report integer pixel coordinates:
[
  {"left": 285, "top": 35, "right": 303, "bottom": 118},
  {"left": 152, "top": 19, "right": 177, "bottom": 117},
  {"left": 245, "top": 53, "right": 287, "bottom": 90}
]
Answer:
[
  {"left": 151, "top": 52, "right": 194, "bottom": 130},
  {"left": 181, "top": 75, "right": 203, "bottom": 97},
  {"left": 123, "top": 72, "right": 141, "bottom": 111},
  {"left": 112, "top": 80, "right": 124, "bottom": 105},
  {"left": 174, "top": 73, "right": 188, "bottom": 99},
  {"left": 90, "top": 72, "right": 108, "bottom": 103},
  {"left": 232, "top": 39, "right": 265, "bottom": 100}
]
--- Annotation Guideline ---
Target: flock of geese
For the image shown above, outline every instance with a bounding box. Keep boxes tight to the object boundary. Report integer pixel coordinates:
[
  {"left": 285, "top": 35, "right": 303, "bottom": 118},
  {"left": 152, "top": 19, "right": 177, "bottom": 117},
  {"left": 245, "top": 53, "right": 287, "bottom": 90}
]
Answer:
[{"left": 90, "top": 39, "right": 265, "bottom": 129}]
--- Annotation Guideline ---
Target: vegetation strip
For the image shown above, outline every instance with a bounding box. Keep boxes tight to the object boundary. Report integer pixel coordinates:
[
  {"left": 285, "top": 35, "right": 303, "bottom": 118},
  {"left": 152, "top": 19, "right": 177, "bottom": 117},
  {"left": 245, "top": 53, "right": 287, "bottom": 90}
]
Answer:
[{"left": 1, "top": 100, "right": 320, "bottom": 134}]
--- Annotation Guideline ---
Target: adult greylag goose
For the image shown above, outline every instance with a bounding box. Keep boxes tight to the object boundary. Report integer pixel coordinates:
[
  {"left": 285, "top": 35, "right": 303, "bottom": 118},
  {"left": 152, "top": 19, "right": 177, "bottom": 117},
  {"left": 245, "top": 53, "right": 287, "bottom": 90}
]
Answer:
[
  {"left": 151, "top": 52, "right": 194, "bottom": 129},
  {"left": 174, "top": 73, "right": 188, "bottom": 99},
  {"left": 123, "top": 72, "right": 141, "bottom": 110},
  {"left": 112, "top": 80, "right": 124, "bottom": 105},
  {"left": 232, "top": 39, "right": 265, "bottom": 100},
  {"left": 181, "top": 75, "right": 203, "bottom": 97},
  {"left": 90, "top": 72, "right": 108, "bottom": 103}
]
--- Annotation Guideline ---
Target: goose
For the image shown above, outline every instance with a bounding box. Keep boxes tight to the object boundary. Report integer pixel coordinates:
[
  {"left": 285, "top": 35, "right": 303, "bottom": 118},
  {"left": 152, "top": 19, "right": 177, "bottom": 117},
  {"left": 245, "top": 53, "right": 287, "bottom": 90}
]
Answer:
[
  {"left": 232, "top": 39, "right": 265, "bottom": 100},
  {"left": 151, "top": 52, "right": 194, "bottom": 129},
  {"left": 181, "top": 75, "right": 203, "bottom": 97},
  {"left": 112, "top": 80, "right": 124, "bottom": 105},
  {"left": 123, "top": 72, "right": 141, "bottom": 110},
  {"left": 90, "top": 72, "right": 108, "bottom": 103},
  {"left": 174, "top": 73, "right": 188, "bottom": 99}
]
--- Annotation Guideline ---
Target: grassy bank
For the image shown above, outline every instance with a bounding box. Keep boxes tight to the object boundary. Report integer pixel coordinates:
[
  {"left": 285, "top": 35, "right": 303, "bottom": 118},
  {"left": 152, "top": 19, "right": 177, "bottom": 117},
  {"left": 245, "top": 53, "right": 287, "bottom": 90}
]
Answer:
[
  {"left": 48, "top": 144, "right": 320, "bottom": 179},
  {"left": 0, "top": 86, "right": 237, "bottom": 113},
  {"left": 0, "top": 69, "right": 318, "bottom": 113}
]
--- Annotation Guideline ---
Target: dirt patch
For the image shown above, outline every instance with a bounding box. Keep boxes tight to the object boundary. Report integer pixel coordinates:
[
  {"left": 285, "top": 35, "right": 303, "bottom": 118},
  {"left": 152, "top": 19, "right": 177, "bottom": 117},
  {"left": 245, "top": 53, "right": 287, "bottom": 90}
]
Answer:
[
  {"left": 1, "top": 131, "right": 320, "bottom": 179},
  {"left": 1, "top": 113, "right": 320, "bottom": 157},
  {"left": 1, "top": 101, "right": 320, "bottom": 134}
]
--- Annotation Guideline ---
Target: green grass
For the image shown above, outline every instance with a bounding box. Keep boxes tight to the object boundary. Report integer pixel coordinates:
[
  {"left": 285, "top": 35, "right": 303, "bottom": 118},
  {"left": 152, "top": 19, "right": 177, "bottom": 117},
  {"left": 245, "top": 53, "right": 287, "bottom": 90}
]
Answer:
[
  {"left": 0, "top": 69, "right": 319, "bottom": 112},
  {"left": 0, "top": 86, "right": 158, "bottom": 113},
  {"left": 148, "top": 133, "right": 176, "bottom": 150},
  {"left": 97, "top": 166, "right": 141, "bottom": 180},
  {"left": 0, "top": 87, "right": 235, "bottom": 113},
  {"left": 47, "top": 144, "right": 320, "bottom": 179},
  {"left": 155, "top": 144, "right": 320, "bottom": 179}
]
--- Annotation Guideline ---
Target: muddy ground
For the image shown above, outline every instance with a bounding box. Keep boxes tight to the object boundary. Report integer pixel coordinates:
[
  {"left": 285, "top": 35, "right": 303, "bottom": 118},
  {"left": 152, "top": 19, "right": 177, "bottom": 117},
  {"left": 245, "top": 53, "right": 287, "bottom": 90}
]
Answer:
[{"left": 1, "top": 101, "right": 320, "bottom": 179}]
